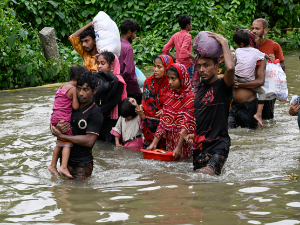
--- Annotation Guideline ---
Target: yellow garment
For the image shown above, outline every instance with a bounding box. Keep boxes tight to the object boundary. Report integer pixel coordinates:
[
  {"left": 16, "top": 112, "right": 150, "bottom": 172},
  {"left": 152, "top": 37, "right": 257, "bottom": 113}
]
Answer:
[{"left": 68, "top": 35, "right": 97, "bottom": 72}]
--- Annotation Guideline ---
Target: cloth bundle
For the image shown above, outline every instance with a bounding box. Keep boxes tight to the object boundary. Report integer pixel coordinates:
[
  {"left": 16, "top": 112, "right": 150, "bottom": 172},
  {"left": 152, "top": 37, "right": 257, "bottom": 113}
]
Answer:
[
  {"left": 192, "top": 31, "right": 223, "bottom": 91},
  {"left": 93, "top": 11, "right": 121, "bottom": 56}
]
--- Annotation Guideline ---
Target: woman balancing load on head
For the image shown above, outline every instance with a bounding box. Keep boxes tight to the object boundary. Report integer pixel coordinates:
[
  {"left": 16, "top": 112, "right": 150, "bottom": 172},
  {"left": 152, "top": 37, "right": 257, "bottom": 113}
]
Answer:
[
  {"left": 94, "top": 51, "right": 127, "bottom": 142},
  {"left": 146, "top": 63, "right": 196, "bottom": 159},
  {"left": 136, "top": 55, "right": 174, "bottom": 149}
]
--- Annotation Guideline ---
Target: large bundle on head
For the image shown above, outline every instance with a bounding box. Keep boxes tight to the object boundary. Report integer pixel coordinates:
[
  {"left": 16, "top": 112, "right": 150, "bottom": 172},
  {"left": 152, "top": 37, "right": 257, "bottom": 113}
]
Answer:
[
  {"left": 191, "top": 31, "right": 223, "bottom": 91},
  {"left": 93, "top": 11, "right": 121, "bottom": 57},
  {"left": 193, "top": 31, "right": 223, "bottom": 59}
]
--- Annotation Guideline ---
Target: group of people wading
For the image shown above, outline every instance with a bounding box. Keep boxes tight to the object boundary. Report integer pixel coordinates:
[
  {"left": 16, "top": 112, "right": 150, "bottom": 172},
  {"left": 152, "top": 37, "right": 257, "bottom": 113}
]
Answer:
[{"left": 48, "top": 14, "right": 286, "bottom": 180}]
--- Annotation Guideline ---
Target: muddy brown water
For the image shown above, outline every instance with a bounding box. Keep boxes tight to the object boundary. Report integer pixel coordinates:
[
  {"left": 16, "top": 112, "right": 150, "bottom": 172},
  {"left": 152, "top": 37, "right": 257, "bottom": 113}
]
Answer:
[{"left": 0, "top": 52, "right": 300, "bottom": 224}]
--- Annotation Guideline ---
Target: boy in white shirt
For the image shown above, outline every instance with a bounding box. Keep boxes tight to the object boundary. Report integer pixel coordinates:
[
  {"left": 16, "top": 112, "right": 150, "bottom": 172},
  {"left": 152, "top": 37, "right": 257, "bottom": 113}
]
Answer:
[{"left": 233, "top": 29, "right": 267, "bottom": 128}]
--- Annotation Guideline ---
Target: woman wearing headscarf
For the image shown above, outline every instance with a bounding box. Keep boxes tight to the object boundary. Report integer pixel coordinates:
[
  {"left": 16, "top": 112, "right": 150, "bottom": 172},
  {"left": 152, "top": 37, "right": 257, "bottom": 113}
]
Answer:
[
  {"left": 136, "top": 55, "right": 173, "bottom": 149},
  {"left": 147, "top": 63, "right": 196, "bottom": 159}
]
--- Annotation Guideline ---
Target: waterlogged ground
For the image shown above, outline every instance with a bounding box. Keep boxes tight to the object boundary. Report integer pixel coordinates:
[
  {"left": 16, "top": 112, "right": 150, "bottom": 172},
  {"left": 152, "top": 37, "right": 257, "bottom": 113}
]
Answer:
[{"left": 0, "top": 52, "right": 300, "bottom": 224}]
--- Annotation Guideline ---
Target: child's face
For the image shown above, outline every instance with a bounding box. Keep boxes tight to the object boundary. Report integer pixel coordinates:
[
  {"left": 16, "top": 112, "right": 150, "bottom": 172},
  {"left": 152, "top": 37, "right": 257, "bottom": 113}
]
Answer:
[
  {"left": 186, "top": 21, "right": 192, "bottom": 31},
  {"left": 168, "top": 70, "right": 181, "bottom": 90},
  {"left": 125, "top": 116, "right": 133, "bottom": 122},
  {"left": 96, "top": 55, "right": 113, "bottom": 72},
  {"left": 153, "top": 58, "right": 165, "bottom": 80}
]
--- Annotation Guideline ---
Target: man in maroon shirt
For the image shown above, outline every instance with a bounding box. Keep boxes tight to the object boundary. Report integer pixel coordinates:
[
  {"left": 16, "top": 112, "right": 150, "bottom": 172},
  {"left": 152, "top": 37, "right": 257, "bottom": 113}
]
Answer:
[
  {"left": 252, "top": 18, "right": 285, "bottom": 120},
  {"left": 162, "top": 14, "right": 195, "bottom": 80},
  {"left": 119, "top": 19, "right": 142, "bottom": 104}
]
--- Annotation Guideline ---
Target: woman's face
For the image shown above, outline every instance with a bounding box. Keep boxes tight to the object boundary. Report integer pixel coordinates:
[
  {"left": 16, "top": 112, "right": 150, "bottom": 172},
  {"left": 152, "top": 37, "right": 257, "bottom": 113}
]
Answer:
[
  {"left": 168, "top": 70, "right": 181, "bottom": 90},
  {"left": 96, "top": 55, "right": 113, "bottom": 72},
  {"left": 153, "top": 58, "right": 165, "bottom": 80}
]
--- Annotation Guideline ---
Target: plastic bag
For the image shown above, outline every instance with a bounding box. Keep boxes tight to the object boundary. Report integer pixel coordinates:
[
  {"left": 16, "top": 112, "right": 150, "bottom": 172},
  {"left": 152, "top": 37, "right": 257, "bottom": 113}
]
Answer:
[
  {"left": 263, "top": 60, "right": 288, "bottom": 101},
  {"left": 135, "top": 66, "right": 146, "bottom": 88},
  {"left": 93, "top": 11, "right": 121, "bottom": 57}
]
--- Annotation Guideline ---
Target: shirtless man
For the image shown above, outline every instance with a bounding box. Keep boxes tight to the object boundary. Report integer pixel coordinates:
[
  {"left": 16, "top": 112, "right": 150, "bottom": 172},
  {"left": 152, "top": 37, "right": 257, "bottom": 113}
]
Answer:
[{"left": 228, "top": 60, "right": 266, "bottom": 129}]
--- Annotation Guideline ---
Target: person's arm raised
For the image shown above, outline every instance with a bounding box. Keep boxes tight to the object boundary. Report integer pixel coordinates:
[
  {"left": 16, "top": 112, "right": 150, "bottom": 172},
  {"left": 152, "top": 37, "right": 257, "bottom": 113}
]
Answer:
[
  {"left": 208, "top": 32, "right": 234, "bottom": 87},
  {"left": 72, "top": 22, "right": 93, "bottom": 37},
  {"left": 235, "top": 59, "right": 266, "bottom": 89}
]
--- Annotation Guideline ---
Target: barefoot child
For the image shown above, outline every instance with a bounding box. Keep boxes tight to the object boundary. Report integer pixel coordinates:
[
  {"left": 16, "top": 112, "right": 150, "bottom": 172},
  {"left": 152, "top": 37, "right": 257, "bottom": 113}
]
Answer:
[
  {"left": 147, "top": 63, "right": 196, "bottom": 159},
  {"left": 110, "top": 98, "right": 144, "bottom": 148},
  {"left": 233, "top": 29, "right": 266, "bottom": 128},
  {"left": 48, "top": 65, "right": 87, "bottom": 178}
]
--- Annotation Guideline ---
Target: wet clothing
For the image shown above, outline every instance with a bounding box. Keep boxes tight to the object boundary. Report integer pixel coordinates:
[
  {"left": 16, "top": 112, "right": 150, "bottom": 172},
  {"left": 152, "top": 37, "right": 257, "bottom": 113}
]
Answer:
[
  {"left": 262, "top": 98, "right": 276, "bottom": 120},
  {"left": 162, "top": 30, "right": 193, "bottom": 70},
  {"left": 193, "top": 79, "right": 233, "bottom": 154},
  {"left": 142, "top": 55, "right": 173, "bottom": 147},
  {"left": 193, "top": 148, "right": 229, "bottom": 175},
  {"left": 259, "top": 39, "right": 284, "bottom": 62},
  {"left": 67, "top": 159, "right": 93, "bottom": 181},
  {"left": 155, "top": 63, "right": 195, "bottom": 159},
  {"left": 228, "top": 98, "right": 258, "bottom": 129},
  {"left": 94, "top": 71, "right": 124, "bottom": 143},
  {"left": 111, "top": 116, "right": 144, "bottom": 148},
  {"left": 68, "top": 35, "right": 97, "bottom": 72},
  {"left": 68, "top": 102, "right": 103, "bottom": 167},
  {"left": 51, "top": 85, "right": 75, "bottom": 147},
  {"left": 119, "top": 39, "right": 141, "bottom": 96}
]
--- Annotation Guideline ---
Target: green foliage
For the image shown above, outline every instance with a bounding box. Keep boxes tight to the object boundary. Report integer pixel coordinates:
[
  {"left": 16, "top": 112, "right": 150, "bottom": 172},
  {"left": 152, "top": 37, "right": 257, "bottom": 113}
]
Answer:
[{"left": 0, "top": 3, "right": 81, "bottom": 90}]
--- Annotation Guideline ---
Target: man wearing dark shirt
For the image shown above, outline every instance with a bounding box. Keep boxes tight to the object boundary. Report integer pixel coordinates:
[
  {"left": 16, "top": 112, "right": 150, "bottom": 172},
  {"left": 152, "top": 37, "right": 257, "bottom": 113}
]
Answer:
[
  {"left": 119, "top": 19, "right": 142, "bottom": 104},
  {"left": 51, "top": 72, "right": 103, "bottom": 180},
  {"left": 191, "top": 32, "right": 235, "bottom": 175}
]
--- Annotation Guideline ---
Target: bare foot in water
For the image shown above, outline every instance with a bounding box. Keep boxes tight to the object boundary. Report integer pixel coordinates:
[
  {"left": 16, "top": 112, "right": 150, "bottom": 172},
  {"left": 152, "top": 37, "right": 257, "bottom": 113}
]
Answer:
[
  {"left": 59, "top": 167, "right": 73, "bottom": 179},
  {"left": 48, "top": 165, "right": 60, "bottom": 176},
  {"left": 254, "top": 114, "right": 263, "bottom": 128}
]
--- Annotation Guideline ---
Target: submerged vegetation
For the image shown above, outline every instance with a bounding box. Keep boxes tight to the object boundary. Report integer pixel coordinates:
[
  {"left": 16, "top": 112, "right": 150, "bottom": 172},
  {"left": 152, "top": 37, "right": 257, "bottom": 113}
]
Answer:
[{"left": 1, "top": 0, "right": 300, "bottom": 89}]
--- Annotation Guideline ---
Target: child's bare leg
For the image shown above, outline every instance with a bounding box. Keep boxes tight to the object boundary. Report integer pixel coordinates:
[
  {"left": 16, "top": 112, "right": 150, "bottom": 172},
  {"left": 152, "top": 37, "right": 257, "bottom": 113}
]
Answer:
[
  {"left": 48, "top": 146, "right": 61, "bottom": 176},
  {"left": 58, "top": 147, "right": 73, "bottom": 178},
  {"left": 254, "top": 103, "right": 264, "bottom": 128}
]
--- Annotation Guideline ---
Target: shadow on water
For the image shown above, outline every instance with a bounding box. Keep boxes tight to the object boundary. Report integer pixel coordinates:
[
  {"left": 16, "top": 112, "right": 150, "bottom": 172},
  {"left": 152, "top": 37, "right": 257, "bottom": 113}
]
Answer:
[{"left": 0, "top": 52, "right": 300, "bottom": 224}]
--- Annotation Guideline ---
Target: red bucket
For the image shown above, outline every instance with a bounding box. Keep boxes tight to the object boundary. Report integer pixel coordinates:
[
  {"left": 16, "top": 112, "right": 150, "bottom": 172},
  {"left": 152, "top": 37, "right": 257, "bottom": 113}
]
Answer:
[{"left": 140, "top": 149, "right": 174, "bottom": 161}]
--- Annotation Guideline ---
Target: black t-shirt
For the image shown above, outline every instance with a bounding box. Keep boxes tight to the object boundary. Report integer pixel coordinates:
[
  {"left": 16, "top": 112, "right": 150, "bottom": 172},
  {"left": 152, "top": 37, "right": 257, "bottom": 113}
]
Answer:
[
  {"left": 68, "top": 102, "right": 103, "bottom": 167},
  {"left": 193, "top": 79, "right": 233, "bottom": 153}
]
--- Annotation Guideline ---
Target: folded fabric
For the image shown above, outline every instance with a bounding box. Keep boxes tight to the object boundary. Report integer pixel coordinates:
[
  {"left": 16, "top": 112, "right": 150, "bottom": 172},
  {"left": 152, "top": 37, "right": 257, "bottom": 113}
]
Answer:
[{"left": 290, "top": 95, "right": 300, "bottom": 105}]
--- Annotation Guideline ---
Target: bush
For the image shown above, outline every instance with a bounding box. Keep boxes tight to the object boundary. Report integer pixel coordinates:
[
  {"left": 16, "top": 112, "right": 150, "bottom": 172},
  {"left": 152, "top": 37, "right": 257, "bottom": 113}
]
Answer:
[{"left": 0, "top": 2, "right": 82, "bottom": 90}]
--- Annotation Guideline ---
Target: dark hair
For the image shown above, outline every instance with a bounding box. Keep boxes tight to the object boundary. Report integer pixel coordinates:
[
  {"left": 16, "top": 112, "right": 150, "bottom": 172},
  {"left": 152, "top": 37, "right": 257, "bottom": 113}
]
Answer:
[
  {"left": 168, "top": 66, "right": 180, "bottom": 79},
  {"left": 154, "top": 56, "right": 163, "bottom": 64},
  {"left": 178, "top": 14, "right": 192, "bottom": 29},
  {"left": 70, "top": 65, "right": 88, "bottom": 81},
  {"left": 77, "top": 71, "right": 98, "bottom": 90},
  {"left": 198, "top": 57, "right": 219, "bottom": 65},
  {"left": 253, "top": 18, "right": 268, "bottom": 29},
  {"left": 233, "top": 29, "right": 250, "bottom": 47},
  {"left": 80, "top": 29, "right": 95, "bottom": 40},
  {"left": 98, "top": 52, "right": 115, "bottom": 66},
  {"left": 120, "top": 98, "right": 137, "bottom": 118},
  {"left": 120, "top": 19, "right": 141, "bottom": 35}
]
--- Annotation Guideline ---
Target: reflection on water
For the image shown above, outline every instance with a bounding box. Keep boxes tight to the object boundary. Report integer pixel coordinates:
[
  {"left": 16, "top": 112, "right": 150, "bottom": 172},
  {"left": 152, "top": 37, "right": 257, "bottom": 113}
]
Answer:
[{"left": 0, "top": 52, "right": 300, "bottom": 224}]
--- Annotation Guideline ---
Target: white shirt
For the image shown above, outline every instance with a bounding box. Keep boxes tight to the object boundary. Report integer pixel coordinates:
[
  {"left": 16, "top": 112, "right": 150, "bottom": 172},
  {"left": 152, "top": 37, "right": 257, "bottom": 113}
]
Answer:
[
  {"left": 112, "top": 116, "right": 143, "bottom": 142},
  {"left": 235, "top": 47, "right": 265, "bottom": 81}
]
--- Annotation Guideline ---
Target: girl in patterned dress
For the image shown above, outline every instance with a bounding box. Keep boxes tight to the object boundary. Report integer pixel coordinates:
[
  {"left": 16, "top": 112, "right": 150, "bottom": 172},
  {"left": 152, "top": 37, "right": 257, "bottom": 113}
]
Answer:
[{"left": 147, "top": 63, "right": 196, "bottom": 159}]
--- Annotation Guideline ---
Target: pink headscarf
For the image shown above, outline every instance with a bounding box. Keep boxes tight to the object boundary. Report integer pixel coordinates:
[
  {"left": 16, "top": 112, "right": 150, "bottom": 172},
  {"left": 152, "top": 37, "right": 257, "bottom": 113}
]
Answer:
[{"left": 111, "top": 54, "right": 127, "bottom": 119}]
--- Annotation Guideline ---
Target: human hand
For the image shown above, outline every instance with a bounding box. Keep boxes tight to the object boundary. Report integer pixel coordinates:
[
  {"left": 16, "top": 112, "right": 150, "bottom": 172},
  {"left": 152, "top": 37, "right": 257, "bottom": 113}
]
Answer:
[
  {"left": 234, "top": 80, "right": 240, "bottom": 89},
  {"left": 147, "top": 142, "right": 156, "bottom": 150},
  {"left": 56, "top": 120, "right": 70, "bottom": 134},
  {"left": 129, "top": 98, "right": 138, "bottom": 107},
  {"left": 289, "top": 102, "right": 300, "bottom": 116},
  {"left": 268, "top": 54, "right": 276, "bottom": 62},
  {"left": 51, "top": 125, "right": 62, "bottom": 138},
  {"left": 207, "top": 32, "right": 227, "bottom": 45},
  {"left": 173, "top": 147, "right": 181, "bottom": 159},
  {"left": 155, "top": 109, "right": 162, "bottom": 118},
  {"left": 116, "top": 143, "right": 123, "bottom": 147},
  {"left": 135, "top": 105, "right": 144, "bottom": 115},
  {"left": 185, "top": 134, "right": 194, "bottom": 146}
]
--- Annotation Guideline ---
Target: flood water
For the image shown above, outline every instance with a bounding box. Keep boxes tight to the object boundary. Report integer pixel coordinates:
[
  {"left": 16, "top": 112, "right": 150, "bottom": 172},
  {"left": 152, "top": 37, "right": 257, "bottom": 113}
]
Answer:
[{"left": 0, "top": 52, "right": 300, "bottom": 225}]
